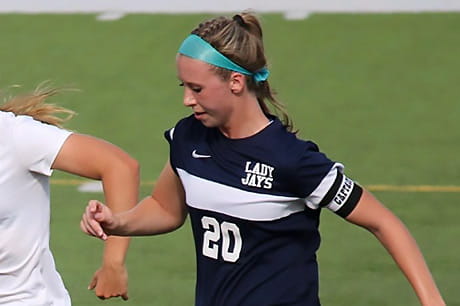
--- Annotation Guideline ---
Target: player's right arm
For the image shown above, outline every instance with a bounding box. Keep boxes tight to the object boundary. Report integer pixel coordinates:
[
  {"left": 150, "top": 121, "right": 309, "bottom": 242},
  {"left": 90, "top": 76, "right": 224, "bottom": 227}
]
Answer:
[{"left": 81, "top": 159, "right": 187, "bottom": 240}]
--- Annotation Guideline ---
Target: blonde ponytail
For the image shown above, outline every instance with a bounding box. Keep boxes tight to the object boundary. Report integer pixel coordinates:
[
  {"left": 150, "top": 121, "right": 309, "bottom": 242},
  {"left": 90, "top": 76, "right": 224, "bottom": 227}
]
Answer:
[{"left": 0, "top": 84, "right": 76, "bottom": 128}]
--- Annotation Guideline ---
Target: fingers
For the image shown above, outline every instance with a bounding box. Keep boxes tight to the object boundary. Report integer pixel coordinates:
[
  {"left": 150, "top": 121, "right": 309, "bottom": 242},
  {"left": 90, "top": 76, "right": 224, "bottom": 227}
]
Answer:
[
  {"left": 90, "top": 281, "right": 129, "bottom": 301},
  {"left": 88, "top": 266, "right": 129, "bottom": 301},
  {"left": 94, "top": 292, "right": 129, "bottom": 301},
  {"left": 81, "top": 200, "right": 108, "bottom": 240},
  {"left": 81, "top": 212, "right": 107, "bottom": 240},
  {"left": 88, "top": 276, "right": 97, "bottom": 290}
]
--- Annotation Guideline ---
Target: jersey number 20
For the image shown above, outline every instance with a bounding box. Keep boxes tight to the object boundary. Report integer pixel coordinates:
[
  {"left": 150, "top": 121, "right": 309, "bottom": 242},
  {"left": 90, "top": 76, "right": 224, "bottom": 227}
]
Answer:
[{"left": 201, "top": 216, "right": 242, "bottom": 263}]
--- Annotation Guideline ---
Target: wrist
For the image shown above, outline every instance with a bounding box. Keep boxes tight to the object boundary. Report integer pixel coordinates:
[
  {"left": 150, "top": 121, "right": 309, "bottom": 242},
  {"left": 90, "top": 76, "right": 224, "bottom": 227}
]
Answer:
[
  {"left": 101, "top": 260, "right": 127, "bottom": 269},
  {"left": 106, "top": 213, "right": 125, "bottom": 235}
]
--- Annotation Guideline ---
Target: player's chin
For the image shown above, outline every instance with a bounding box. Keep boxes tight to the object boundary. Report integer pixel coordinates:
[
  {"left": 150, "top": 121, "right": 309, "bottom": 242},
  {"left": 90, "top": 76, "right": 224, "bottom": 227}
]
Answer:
[{"left": 196, "top": 114, "right": 218, "bottom": 127}]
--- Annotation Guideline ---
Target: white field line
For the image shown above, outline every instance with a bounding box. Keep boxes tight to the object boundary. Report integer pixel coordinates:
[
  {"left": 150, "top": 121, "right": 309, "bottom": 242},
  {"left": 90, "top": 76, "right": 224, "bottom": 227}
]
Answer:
[{"left": 1, "top": 0, "right": 460, "bottom": 14}]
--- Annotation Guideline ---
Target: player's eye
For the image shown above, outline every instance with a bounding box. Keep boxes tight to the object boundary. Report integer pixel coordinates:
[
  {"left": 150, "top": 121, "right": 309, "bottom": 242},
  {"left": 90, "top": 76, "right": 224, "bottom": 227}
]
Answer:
[{"left": 178, "top": 82, "right": 202, "bottom": 93}]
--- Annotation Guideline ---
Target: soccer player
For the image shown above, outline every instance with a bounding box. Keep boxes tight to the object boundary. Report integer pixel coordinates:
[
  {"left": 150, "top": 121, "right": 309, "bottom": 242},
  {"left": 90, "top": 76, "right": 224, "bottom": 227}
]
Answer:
[
  {"left": 80, "top": 12, "right": 445, "bottom": 306},
  {"left": 0, "top": 85, "right": 139, "bottom": 305}
]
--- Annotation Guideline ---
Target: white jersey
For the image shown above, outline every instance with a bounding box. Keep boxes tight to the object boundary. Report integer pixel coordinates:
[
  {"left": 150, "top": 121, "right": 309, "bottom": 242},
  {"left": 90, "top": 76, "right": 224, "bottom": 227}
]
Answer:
[{"left": 0, "top": 111, "right": 72, "bottom": 305}]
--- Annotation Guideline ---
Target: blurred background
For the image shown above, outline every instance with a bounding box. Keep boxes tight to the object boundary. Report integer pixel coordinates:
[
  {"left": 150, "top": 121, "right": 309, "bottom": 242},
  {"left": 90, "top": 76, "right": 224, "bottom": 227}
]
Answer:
[{"left": 0, "top": 1, "right": 459, "bottom": 305}]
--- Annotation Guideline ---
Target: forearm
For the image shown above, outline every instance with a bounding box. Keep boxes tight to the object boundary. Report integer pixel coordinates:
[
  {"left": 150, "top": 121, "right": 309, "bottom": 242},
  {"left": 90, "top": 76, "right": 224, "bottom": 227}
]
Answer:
[
  {"left": 101, "top": 237, "right": 131, "bottom": 265},
  {"left": 113, "top": 195, "right": 187, "bottom": 236},
  {"left": 100, "top": 158, "right": 139, "bottom": 265},
  {"left": 370, "top": 217, "right": 445, "bottom": 305}
]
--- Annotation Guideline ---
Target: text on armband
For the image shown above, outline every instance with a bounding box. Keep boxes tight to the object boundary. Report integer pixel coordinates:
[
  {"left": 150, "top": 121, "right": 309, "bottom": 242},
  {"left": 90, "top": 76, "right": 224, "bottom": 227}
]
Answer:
[{"left": 333, "top": 177, "right": 354, "bottom": 206}]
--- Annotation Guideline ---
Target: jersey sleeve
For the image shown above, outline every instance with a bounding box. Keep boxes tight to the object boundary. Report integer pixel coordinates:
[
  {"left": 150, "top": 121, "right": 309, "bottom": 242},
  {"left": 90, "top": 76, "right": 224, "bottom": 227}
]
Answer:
[
  {"left": 164, "top": 126, "right": 179, "bottom": 175},
  {"left": 305, "top": 165, "right": 363, "bottom": 217},
  {"left": 295, "top": 141, "right": 363, "bottom": 218},
  {"left": 12, "top": 116, "right": 72, "bottom": 176},
  {"left": 164, "top": 115, "right": 200, "bottom": 176}
]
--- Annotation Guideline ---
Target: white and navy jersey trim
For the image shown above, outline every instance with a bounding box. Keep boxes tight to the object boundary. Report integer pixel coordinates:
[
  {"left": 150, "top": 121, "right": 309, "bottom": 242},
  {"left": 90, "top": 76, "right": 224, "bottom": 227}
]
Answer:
[
  {"left": 319, "top": 168, "right": 362, "bottom": 217},
  {"left": 164, "top": 115, "right": 363, "bottom": 306},
  {"left": 306, "top": 165, "right": 362, "bottom": 217},
  {"left": 177, "top": 168, "right": 305, "bottom": 221}
]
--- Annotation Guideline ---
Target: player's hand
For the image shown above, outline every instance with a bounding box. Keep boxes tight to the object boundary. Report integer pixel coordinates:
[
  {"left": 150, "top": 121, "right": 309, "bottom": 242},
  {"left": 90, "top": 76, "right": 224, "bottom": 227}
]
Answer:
[
  {"left": 89, "top": 264, "right": 129, "bottom": 301},
  {"left": 80, "top": 200, "right": 116, "bottom": 240}
]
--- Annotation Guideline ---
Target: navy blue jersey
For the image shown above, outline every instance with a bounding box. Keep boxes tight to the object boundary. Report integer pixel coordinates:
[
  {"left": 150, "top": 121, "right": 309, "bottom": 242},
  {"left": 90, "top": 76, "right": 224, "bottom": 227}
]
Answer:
[{"left": 164, "top": 115, "right": 362, "bottom": 306}]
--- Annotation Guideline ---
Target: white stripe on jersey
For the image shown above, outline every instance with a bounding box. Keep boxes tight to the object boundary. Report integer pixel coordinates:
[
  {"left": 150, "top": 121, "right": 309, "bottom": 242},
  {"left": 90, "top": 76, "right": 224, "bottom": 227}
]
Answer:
[
  {"left": 169, "top": 127, "right": 175, "bottom": 140},
  {"left": 304, "top": 163, "right": 344, "bottom": 210},
  {"left": 177, "top": 168, "right": 305, "bottom": 221}
]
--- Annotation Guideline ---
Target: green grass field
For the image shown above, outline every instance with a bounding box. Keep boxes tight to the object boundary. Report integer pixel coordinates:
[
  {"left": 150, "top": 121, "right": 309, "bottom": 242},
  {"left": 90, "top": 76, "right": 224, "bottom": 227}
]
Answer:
[{"left": 1, "top": 12, "right": 459, "bottom": 305}]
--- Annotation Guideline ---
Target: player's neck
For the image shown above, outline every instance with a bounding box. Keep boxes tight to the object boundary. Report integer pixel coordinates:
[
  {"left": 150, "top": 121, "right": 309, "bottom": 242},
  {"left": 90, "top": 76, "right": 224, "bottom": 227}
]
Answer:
[{"left": 219, "top": 98, "right": 270, "bottom": 139}]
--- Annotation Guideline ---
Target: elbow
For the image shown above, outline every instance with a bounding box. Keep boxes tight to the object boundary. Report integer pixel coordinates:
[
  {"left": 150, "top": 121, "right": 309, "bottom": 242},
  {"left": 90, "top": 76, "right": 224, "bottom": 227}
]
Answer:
[
  {"left": 125, "top": 155, "right": 140, "bottom": 178},
  {"left": 163, "top": 213, "right": 187, "bottom": 233},
  {"left": 113, "top": 154, "right": 140, "bottom": 181},
  {"left": 95, "top": 150, "right": 140, "bottom": 181},
  {"left": 174, "top": 214, "right": 188, "bottom": 230}
]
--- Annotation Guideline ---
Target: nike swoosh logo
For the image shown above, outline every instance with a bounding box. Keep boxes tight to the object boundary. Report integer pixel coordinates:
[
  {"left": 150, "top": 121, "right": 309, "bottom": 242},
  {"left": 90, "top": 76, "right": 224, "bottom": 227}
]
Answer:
[{"left": 192, "top": 149, "right": 211, "bottom": 159}]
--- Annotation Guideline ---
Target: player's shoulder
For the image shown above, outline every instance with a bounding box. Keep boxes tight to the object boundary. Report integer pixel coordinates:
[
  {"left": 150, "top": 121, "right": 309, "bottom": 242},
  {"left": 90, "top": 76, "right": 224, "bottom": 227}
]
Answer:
[
  {"left": 268, "top": 121, "right": 335, "bottom": 175},
  {"left": 1, "top": 111, "right": 62, "bottom": 130},
  {"left": 166, "top": 115, "right": 205, "bottom": 142},
  {"left": 0, "top": 111, "right": 66, "bottom": 140},
  {"left": 0, "top": 111, "right": 14, "bottom": 132},
  {"left": 0, "top": 111, "right": 28, "bottom": 129},
  {"left": 267, "top": 119, "right": 323, "bottom": 160}
]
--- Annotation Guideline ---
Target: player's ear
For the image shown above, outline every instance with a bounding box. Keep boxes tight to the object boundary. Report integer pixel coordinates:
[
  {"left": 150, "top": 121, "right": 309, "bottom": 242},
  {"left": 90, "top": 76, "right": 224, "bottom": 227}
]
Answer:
[{"left": 229, "top": 72, "right": 246, "bottom": 94}]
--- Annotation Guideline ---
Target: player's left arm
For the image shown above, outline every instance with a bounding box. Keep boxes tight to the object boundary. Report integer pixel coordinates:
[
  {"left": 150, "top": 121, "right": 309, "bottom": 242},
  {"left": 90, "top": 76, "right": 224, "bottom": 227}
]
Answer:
[
  {"left": 345, "top": 188, "right": 445, "bottom": 306},
  {"left": 52, "top": 133, "right": 140, "bottom": 301}
]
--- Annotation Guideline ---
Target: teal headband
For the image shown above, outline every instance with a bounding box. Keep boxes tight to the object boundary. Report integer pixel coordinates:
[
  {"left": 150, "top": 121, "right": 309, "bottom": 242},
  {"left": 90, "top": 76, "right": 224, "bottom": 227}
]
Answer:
[{"left": 178, "top": 34, "right": 269, "bottom": 83}]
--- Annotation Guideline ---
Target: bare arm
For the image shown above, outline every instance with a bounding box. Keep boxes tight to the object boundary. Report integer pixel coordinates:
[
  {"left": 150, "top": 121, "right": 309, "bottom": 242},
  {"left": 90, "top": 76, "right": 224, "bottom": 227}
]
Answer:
[
  {"left": 81, "top": 160, "right": 187, "bottom": 239},
  {"left": 53, "top": 133, "right": 139, "bottom": 300},
  {"left": 345, "top": 189, "right": 445, "bottom": 306},
  {"left": 115, "top": 159, "right": 187, "bottom": 235}
]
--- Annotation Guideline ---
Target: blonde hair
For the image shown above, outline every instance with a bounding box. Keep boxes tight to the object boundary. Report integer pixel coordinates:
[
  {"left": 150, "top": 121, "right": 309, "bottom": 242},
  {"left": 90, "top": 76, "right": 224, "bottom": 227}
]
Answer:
[
  {"left": 191, "top": 12, "right": 294, "bottom": 132},
  {"left": 0, "top": 84, "right": 76, "bottom": 128}
]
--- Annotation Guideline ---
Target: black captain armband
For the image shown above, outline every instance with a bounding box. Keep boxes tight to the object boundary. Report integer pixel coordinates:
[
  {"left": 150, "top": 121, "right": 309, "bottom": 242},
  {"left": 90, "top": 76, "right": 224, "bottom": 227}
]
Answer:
[{"left": 318, "top": 172, "right": 363, "bottom": 218}]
